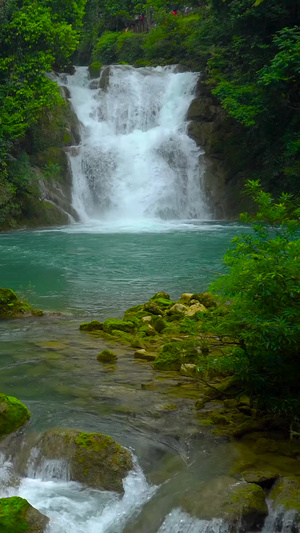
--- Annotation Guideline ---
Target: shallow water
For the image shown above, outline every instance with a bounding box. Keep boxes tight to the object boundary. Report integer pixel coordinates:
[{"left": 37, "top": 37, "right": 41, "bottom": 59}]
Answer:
[{"left": 0, "top": 223, "right": 250, "bottom": 531}]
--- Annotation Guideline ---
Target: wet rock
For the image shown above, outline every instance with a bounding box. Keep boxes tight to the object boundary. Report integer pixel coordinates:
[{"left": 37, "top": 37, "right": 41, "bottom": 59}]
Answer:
[
  {"left": 241, "top": 469, "right": 279, "bottom": 488},
  {"left": 80, "top": 320, "right": 103, "bottom": 331},
  {"left": 223, "top": 482, "right": 268, "bottom": 531},
  {"left": 183, "top": 477, "right": 267, "bottom": 532},
  {"left": 97, "top": 349, "right": 118, "bottom": 363},
  {"left": 0, "top": 497, "right": 49, "bottom": 532},
  {"left": 270, "top": 477, "right": 300, "bottom": 512},
  {"left": 99, "top": 66, "right": 111, "bottom": 90},
  {"left": 88, "top": 61, "right": 102, "bottom": 79},
  {"left": 134, "top": 349, "right": 156, "bottom": 361},
  {"left": 36, "top": 428, "right": 133, "bottom": 493},
  {"left": 0, "top": 394, "right": 30, "bottom": 438}
]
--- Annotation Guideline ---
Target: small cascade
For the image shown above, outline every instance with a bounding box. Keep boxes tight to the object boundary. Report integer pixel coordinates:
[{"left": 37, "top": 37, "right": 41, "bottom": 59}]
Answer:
[{"left": 62, "top": 66, "right": 209, "bottom": 225}]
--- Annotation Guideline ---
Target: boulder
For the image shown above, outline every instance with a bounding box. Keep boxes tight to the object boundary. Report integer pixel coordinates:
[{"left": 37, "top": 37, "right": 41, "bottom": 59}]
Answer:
[
  {"left": 168, "top": 303, "right": 188, "bottom": 317},
  {"left": 241, "top": 469, "right": 279, "bottom": 489},
  {"left": 179, "top": 293, "right": 194, "bottom": 305},
  {"left": 182, "top": 477, "right": 268, "bottom": 532},
  {"left": 36, "top": 428, "right": 133, "bottom": 493},
  {"left": 97, "top": 350, "right": 117, "bottom": 363},
  {"left": 99, "top": 66, "right": 111, "bottom": 90},
  {"left": 0, "top": 394, "right": 30, "bottom": 438},
  {"left": 141, "top": 315, "right": 152, "bottom": 324},
  {"left": 270, "top": 477, "right": 300, "bottom": 512},
  {"left": 185, "top": 302, "right": 207, "bottom": 317},
  {"left": 88, "top": 61, "right": 102, "bottom": 79},
  {"left": 0, "top": 497, "right": 49, "bottom": 533},
  {"left": 191, "top": 292, "right": 217, "bottom": 308},
  {"left": 144, "top": 301, "right": 163, "bottom": 315},
  {"left": 223, "top": 482, "right": 268, "bottom": 531}
]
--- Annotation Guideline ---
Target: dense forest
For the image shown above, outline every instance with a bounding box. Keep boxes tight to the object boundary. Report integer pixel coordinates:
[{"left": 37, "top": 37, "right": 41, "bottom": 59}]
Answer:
[{"left": 0, "top": 0, "right": 299, "bottom": 227}]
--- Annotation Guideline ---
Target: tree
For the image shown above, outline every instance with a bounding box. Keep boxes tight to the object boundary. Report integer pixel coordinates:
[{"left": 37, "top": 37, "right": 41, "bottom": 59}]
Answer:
[{"left": 202, "top": 180, "right": 300, "bottom": 416}]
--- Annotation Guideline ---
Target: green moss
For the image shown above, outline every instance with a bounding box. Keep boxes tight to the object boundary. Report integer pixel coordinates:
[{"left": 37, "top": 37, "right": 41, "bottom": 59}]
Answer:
[
  {"left": 103, "top": 318, "right": 135, "bottom": 334},
  {"left": 80, "top": 320, "right": 103, "bottom": 331},
  {"left": 270, "top": 477, "right": 300, "bottom": 511},
  {"left": 152, "top": 315, "right": 167, "bottom": 333},
  {"left": 152, "top": 297, "right": 174, "bottom": 308},
  {"left": 97, "top": 349, "right": 117, "bottom": 363},
  {"left": 198, "top": 418, "right": 214, "bottom": 426},
  {"left": 0, "top": 288, "right": 42, "bottom": 319},
  {"left": 0, "top": 394, "right": 30, "bottom": 437},
  {"left": 154, "top": 340, "right": 200, "bottom": 371},
  {"left": 73, "top": 431, "right": 133, "bottom": 492},
  {"left": 88, "top": 61, "right": 102, "bottom": 78},
  {"left": 0, "top": 497, "right": 30, "bottom": 532},
  {"left": 150, "top": 292, "right": 170, "bottom": 300},
  {"left": 191, "top": 292, "right": 217, "bottom": 308}
]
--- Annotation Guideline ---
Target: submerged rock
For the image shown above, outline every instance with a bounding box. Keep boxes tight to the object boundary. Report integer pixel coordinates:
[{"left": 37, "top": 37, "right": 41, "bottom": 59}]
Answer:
[
  {"left": 0, "top": 394, "right": 30, "bottom": 438},
  {"left": 0, "top": 288, "right": 43, "bottom": 319},
  {"left": 183, "top": 477, "right": 268, "bottom": 532},
  {"left": 0, "top": 497, "right": 49, "bottom": 533},
  {"left": 97, "top": 349, "right": 118, "bottom": 363},
  {"left": 36, "top": 428, "right": 133, "bottom": 492}
]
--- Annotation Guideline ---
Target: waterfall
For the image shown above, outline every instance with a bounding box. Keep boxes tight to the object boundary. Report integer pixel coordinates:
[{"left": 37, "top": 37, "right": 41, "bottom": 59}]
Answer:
[{"left": 62, "top": 66, "right": 209, "bottom": 225}]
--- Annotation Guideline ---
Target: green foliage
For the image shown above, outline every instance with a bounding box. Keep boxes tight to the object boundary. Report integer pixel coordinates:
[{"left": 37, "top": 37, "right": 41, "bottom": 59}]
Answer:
[
  {"left": 0, "top": 0, "right": 86, "bottom": 228},
  {"left": 202, "top": 181, "right": 300, "bottom": 416}
]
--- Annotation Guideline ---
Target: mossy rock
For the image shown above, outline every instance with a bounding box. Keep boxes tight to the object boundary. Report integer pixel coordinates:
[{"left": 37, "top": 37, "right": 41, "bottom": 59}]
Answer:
[
  {"left": 182, "top": 477, "right": 267, "bottom": 531},
  {"left": 123, "top": 304, "right": 146, "bottom": 324},
  {"left": 154, "top": 340, "right": 201, "bottom": 371},
  {"left": 37, "top": 428, "right": 133, "bottom": 493},
  {"left": 241, "top": 469, "right": 279, "bottom": 488},
  {"left": 0, "top": 497, "right": 49, "bottom": 533},
  {"left": 144, "top": 301, "right": 163, "bottom": 315},
  {"left": 191, "top": 292, "right": 217, "bottom": 308},
  {"left": 222, "top": 482, "right": 268, "bottom": 531},
  {"left": 150, "top": 292, "right": 170, "bottom": 300},
  {"left": 80, "top": 320, "right": 103, "bottom": 331},
  {"left": 0, "top": 288, "right": 42, "bottom": 319},
  {"left": 0, "top": 394, "right": 31, "bottom": 438},
  {"left": 270, "top": 477, "right": 300, "bottom": 511},
  {"left": 152, "top": 315, "right": 167, "bottom": 333},
  {"left": 97, "top": 349, "right": 117, "bottom": 363},
  {"left": 102, "top": 318, "right": 135, "bottom": 334},
  {"left": 88, "top": 61, "right": 102, "bottom": 79}
]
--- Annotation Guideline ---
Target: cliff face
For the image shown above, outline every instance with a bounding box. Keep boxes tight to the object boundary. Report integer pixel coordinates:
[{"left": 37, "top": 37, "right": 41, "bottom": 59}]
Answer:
[
  {"left": 187, "top": 77, "right": 252, "bottom": 219},
  {"left": 4, "top": 80, "right": 80, "bottom": 230}
]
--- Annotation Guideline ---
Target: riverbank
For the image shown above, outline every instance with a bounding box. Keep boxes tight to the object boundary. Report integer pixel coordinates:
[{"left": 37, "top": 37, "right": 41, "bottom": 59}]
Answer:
[{"left": 1, "top": 288, "right": 300, "bottom": 530}]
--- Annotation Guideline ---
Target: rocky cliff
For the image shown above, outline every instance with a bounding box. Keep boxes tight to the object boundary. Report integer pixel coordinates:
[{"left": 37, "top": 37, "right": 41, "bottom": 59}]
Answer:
[{"left": 187, "top": 76, "right": 253, "bottom": 219}]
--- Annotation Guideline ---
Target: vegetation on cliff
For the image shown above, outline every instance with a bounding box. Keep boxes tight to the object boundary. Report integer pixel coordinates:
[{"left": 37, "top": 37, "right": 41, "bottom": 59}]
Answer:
[
  {"left": 81, "top": 0, "right": 300, "bottom": 197},
  {"left": 0, "top": 0, "right": 86, "bottom": 227}
]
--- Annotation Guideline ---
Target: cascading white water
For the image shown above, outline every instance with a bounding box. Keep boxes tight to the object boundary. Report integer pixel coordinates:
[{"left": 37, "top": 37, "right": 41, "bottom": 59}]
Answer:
[{"left": 62, "top": 66, "right": 209, "bottom": 225}]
